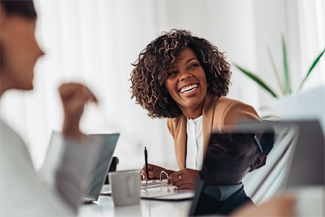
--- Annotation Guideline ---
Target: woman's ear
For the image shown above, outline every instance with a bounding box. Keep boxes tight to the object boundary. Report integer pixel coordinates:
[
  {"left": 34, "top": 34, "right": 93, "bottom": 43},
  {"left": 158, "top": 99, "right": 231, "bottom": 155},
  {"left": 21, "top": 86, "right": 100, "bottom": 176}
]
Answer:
[{"left": 250, "top": 154, "right": 267, "bottom": 172}]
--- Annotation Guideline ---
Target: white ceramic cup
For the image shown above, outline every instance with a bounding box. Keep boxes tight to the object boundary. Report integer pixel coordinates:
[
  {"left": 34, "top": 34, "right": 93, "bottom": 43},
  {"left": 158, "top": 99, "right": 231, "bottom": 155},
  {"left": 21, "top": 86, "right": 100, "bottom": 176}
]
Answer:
[{"left": 108, "top": 170, "right": 141, "bottom": 206}]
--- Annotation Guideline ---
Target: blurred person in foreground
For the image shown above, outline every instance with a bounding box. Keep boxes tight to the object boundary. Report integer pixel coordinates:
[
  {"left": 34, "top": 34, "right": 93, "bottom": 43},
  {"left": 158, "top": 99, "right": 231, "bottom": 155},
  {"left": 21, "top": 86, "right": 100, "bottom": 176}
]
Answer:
[
  {"left": 132, "top": 30, "right": 261, "bottom": 189},
  {"left": 0, "top": 0, "right": 98, "bottom": 216},
  {"left": 229, "top": 194, "right": 297, "bottom": 217},
  {"left": 190, "top": 130, "right": 274, "bottom": 215}
]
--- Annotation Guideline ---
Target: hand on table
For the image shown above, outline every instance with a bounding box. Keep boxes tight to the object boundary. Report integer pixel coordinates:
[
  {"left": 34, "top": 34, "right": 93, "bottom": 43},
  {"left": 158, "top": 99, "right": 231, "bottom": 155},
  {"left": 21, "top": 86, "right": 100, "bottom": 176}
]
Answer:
[
  {"left": 140, "top": 164, "right": 174, "bottom": 180},
  {"left": 230, "top": 194, "right": 296, "bottom": 217},
  {"left": 168, "top": 168, "right": 199, "bottom": 189},
  {"left": 59, "top": 83, "right": 98, "bottom": 140}
]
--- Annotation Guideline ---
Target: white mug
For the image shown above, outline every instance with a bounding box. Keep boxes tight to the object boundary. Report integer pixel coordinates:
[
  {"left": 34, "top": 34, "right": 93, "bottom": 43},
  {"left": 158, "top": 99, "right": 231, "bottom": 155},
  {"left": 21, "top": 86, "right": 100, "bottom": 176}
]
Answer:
[{"left": 108, "top": 170, "right": 141, "bottom": 206}]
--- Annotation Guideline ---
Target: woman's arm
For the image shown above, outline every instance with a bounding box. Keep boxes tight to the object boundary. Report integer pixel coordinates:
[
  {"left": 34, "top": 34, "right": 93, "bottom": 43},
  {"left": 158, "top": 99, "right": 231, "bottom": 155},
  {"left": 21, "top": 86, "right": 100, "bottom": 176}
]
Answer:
[{"left": 39, "top": 83, "right": 99, "bottom": 214}]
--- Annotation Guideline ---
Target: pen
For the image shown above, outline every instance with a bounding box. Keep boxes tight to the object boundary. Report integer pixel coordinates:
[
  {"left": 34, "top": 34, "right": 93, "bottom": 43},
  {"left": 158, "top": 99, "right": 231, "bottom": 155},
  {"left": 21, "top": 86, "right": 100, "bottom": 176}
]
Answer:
[{"left": 144, "top": 147, "right": 149, "bottom": 181}]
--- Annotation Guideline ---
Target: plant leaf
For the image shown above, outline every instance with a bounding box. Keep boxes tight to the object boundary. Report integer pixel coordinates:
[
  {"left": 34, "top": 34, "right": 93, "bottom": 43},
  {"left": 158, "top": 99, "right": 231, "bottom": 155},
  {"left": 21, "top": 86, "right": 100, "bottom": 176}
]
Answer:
[
  {"left": 261, "top": 115, "right": 281, "bottom": 120},
  {"left": 282, "top": 36, "right": 291, "bottom": 94},
  {"left": 233, "top": 64, "right": 278, "bottom": 98},
  {"left": 267, "top": 45, "right": 285, "bottom": 95},
  {"left": 260, "top": 106, "right": 276, "bottom": 111},
  {"left": 298, "top": 47, "right": 325, "bottom": 91}
]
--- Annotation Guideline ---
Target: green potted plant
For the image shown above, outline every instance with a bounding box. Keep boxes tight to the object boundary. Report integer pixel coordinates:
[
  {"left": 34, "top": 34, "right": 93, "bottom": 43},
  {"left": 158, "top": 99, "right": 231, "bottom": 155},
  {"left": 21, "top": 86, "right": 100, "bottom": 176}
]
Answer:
[
  {"left": 233, "top": 37, "right": 325, "bottom": 99},
  {"left": 233, "top": 37, "right": 324, "bottom": 120}
]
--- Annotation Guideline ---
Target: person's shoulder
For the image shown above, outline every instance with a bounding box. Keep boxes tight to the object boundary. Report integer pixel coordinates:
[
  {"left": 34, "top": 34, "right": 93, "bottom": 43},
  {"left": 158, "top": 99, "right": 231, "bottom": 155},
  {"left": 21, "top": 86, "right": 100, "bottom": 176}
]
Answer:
[
  {"left": 214, "top": 96, "right": 257, "bottom": 114},
  {"left": 214, "top": 97, "right": 261, "bottom": 125},
  {"left": 231, "top": 185, "right": 255, "bottom": 205},
  {"left": 0, "top": 119, "right": 26, "bottom": 150},
  {"left": 215, "top": 96, "right": 249, "bottom": 107}
]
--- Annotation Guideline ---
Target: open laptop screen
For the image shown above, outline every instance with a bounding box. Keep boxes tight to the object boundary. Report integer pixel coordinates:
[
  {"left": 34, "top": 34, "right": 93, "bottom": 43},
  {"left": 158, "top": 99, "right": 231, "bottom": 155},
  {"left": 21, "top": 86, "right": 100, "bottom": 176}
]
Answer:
[{"left": 82, "top": 133, "right": 120, "bottom": 202}]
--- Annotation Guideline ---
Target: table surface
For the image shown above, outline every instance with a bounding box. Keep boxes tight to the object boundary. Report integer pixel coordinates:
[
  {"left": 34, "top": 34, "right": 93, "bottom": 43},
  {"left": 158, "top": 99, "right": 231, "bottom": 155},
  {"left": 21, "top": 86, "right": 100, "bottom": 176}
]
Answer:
[{"left": 79, "top": 196, "right": 192, "bottom": 217}]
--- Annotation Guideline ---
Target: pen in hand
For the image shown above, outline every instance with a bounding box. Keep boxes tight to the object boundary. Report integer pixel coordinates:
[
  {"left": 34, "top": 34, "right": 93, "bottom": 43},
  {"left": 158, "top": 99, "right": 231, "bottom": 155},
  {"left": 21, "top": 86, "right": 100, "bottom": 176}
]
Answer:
[{"left": 144, "top": 147, "right": 149, "bottom": 182}]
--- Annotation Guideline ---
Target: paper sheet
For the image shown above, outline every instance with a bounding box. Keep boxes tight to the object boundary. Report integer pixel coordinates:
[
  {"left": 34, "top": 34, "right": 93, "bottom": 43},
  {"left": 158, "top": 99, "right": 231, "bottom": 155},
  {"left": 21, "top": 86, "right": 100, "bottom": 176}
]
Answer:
[{"left": 140, "top": 180, "right": 194, "bottom": 200}]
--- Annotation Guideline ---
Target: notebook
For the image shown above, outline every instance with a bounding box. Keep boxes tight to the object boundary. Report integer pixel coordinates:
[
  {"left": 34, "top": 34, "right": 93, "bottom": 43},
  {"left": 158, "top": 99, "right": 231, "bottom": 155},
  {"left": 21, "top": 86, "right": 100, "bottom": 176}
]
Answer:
[{"left": 100, "top": 179, "right": 195, "bottom": 201}]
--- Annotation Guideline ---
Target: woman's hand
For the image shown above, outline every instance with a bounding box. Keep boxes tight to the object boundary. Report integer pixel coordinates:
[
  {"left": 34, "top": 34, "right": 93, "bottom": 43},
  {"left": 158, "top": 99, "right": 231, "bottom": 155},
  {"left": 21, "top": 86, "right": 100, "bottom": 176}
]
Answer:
[
  {"left": 229, "top": 194, "right": 296, "bottom": 217},
  {"left": 59, "top": 83, "right": 98, "bottom": 140},
  {"left": 140, "top": 164, "right": 174, "bottom": 180},
  {"left": 168, "top": 168, "right": 200, "bottom": 189}
]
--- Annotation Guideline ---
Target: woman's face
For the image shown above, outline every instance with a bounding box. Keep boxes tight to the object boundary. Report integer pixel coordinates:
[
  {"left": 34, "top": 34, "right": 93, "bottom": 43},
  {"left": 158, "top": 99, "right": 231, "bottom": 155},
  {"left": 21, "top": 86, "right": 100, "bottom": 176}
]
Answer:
[
  {"left": 164, "top": 47, "right": 207, "bottom": 118},
  {"left": 0, "top": 10, "right": 44, "bottom": 91}
]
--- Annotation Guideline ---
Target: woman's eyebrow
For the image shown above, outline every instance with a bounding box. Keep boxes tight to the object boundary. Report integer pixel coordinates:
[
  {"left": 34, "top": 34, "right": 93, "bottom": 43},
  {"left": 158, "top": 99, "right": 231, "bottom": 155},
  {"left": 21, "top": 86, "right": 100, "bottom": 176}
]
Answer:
[{"left": 186, "top": 58, "right": 197, "bottom": 63}]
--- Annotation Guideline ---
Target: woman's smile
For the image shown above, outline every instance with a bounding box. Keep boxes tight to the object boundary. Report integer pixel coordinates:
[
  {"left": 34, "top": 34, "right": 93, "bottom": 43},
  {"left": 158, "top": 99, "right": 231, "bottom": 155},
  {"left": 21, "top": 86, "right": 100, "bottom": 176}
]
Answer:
[{"left": 179, "top": 83, "right": 199, "bottom": 96}]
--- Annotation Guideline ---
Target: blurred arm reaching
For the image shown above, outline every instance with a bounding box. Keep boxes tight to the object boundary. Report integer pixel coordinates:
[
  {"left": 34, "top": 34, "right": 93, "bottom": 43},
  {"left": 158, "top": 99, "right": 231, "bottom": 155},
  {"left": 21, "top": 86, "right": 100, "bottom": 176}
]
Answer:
[{"left": 0, "top": 83, "right": 99, "bottom": 216}]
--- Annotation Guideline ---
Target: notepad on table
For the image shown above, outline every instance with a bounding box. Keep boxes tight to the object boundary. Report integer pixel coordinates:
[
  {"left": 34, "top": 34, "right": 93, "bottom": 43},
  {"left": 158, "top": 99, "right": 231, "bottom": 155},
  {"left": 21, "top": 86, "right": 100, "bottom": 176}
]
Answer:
[{"left": 101, "top": 180, "right": 194, "bottom": 201}]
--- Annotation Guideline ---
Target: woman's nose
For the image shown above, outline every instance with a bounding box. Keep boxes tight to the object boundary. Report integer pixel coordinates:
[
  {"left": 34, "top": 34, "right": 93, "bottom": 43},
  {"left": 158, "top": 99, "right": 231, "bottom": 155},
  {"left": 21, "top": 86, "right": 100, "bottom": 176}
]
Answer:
[
  {"left": 35, "top": 42, "right": 45, "bottom": 58},
  {"left": 40, "top": 49, "right": 45, "bottom": 56},
  {"left": 179, "top": 69, "right": 192, "bottom": 81},
  {"left": 38, "top": 45, "right": 45, "bottom": 57}
]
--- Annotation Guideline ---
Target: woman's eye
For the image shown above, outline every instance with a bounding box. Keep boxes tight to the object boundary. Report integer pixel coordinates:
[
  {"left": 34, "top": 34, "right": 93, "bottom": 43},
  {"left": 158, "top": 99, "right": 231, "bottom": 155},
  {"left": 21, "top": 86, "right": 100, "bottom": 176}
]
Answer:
[
  {"left": 168, "top": 71, "right": 177, "bottom": 76},
  {"left": 189, "top": 63, "right": 199, "bottom": 69}
]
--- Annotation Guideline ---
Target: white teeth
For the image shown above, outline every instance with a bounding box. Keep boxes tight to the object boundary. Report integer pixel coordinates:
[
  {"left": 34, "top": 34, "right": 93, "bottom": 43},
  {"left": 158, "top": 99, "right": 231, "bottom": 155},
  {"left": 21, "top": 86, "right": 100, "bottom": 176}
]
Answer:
[
  {"left": 212, "top": 143, "right": 229, "bottom": 153},
  {"left": 179, "top": 84, "right": 198, "bottom": 93}
]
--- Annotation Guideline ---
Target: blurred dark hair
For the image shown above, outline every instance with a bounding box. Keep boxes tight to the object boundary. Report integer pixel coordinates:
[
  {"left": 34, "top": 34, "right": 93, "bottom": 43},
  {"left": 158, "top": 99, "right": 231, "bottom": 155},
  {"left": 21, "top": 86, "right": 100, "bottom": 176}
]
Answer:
[{"left": 0, "top": 0, "right": 37, "bottom": 19}]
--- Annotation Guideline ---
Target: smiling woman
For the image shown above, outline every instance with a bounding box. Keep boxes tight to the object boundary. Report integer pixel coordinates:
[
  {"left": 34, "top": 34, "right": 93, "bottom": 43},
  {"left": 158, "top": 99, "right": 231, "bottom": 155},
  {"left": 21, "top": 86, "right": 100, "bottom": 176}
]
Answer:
[{"left": 131, "top": 29, "right": 262, "bottom": 190}]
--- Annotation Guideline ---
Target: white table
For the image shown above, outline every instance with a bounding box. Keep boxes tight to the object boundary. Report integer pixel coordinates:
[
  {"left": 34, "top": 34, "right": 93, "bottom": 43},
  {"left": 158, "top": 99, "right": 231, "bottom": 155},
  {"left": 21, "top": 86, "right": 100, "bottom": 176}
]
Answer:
[{"left": 79, "top": 196, "right": 192, "bottom": 217}]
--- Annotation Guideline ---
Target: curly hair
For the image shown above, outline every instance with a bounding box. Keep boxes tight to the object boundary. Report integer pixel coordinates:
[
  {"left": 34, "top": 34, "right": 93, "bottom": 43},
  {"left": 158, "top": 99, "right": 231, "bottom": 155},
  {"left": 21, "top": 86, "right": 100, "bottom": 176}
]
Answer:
[{"left": 130, "top": 29, "right": 231, "bottom": 118}]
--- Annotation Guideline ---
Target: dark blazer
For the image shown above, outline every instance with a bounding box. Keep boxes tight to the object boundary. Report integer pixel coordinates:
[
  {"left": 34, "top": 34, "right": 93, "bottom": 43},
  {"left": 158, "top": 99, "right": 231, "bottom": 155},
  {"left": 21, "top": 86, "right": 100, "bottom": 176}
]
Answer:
[{"left": 193, "top": 186, "right": 254, "bottom": 216}]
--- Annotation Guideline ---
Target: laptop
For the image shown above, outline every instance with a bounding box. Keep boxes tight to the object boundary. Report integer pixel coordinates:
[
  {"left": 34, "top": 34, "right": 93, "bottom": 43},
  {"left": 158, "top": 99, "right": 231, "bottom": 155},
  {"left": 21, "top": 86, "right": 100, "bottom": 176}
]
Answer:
[{"left": 81, "top": 133, "right": 120, "bottom": 203}]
